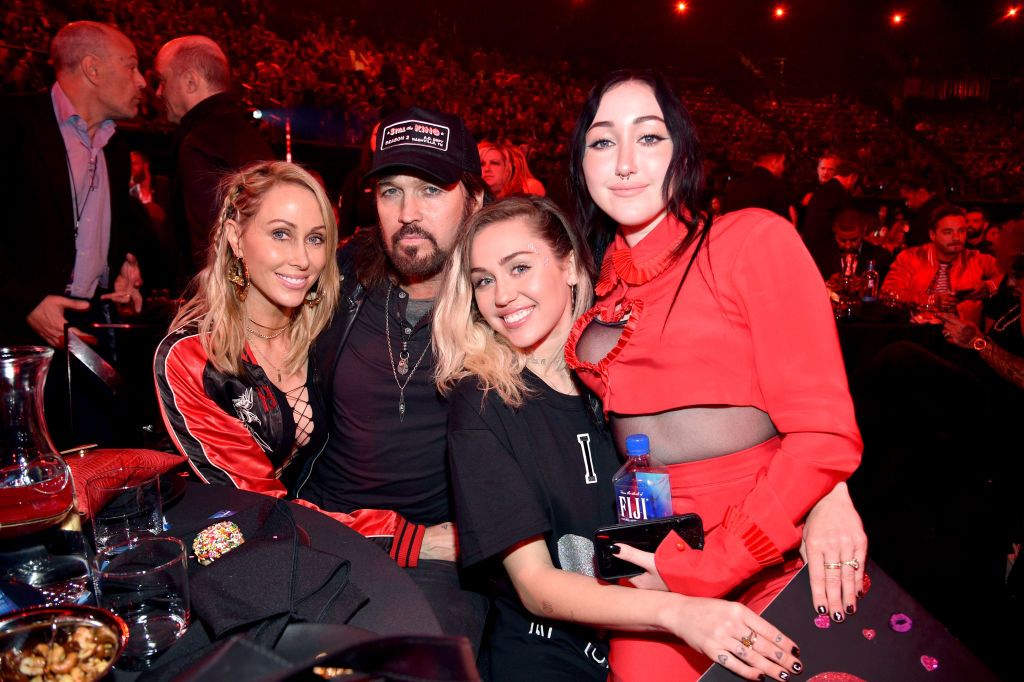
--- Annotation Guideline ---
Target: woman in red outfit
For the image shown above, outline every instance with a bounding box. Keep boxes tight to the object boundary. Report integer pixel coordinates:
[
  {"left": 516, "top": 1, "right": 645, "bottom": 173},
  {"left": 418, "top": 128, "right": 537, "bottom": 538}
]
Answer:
[{"left": 564, "top": 71, "right": 866, "bottom": 681}]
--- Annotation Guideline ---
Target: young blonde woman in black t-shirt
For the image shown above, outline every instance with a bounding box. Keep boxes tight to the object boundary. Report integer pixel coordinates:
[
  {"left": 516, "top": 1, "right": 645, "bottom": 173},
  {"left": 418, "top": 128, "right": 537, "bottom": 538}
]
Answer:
[{"left": 433, "top": 196, "right": 801, "bottom": 682}]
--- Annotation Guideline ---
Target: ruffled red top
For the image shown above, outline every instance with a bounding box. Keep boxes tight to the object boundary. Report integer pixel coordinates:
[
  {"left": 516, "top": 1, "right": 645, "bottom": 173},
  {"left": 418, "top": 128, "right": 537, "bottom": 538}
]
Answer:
[{"left": 566, "top": 209, "right": 862, "bottom": 598}]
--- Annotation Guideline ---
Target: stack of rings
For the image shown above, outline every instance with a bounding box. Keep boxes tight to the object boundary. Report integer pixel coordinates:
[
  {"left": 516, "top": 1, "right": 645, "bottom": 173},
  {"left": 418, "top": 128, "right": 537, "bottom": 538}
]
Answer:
[{"left": 823, "top": 559, "right": 860, "bottom": 570}]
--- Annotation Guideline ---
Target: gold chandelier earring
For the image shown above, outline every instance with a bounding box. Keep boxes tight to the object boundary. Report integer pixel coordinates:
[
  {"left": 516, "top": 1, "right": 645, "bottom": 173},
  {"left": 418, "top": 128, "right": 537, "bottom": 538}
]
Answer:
[
  {"left": 227, "top": 255, "right": 250, "bottom": 301},
  {"left": 304, "top": 284, "right": 322, "bottom": 308}
]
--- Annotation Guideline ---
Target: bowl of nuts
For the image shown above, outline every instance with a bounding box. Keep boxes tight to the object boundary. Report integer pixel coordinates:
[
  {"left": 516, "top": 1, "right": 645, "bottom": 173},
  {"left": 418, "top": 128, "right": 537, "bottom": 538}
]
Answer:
[{"left": 0, "top": 605, "right": 128, "bottom": 681}]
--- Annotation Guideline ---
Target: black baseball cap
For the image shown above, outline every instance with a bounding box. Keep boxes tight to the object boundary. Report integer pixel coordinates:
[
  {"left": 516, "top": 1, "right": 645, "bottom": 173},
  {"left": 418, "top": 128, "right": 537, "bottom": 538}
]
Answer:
[{"left": 365, "top": 107, "right": 481, "bottom": 185}]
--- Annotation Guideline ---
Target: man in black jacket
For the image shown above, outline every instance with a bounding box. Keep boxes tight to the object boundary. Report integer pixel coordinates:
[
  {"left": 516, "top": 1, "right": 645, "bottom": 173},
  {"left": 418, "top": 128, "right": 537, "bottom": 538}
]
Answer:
[
  {"left": 303, "top": 107, "right": 491, "bottom": 652},
  {"left": 155, "top": 35, "right": 275, "bottom": 280},
  {"left": 722, "top": 149, "right": 796, "bottom": 223},
  {"left": 899, "top": 174, "right": 950, "bottom": 248},
  {"left": 803, "top": 161, "right": 860, "bottom": 276}
]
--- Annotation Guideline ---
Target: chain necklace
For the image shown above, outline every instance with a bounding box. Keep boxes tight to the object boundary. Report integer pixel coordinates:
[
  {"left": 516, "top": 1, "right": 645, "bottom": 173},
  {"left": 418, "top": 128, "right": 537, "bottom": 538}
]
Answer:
[
  {"left": 247, "top": 337, "right": 292, "bottom": 385},
  {"left": 246, "top": 317, "right": 291, "bottom": 339},
  {"left": 63, "top": 147, "right": 98, "bottom": 240},
  {"left": 384, "top": 283, "right": 431, "bottom": 421},
  {"left": 992, "top": 303, "right": 1022, "bottom": 333}
]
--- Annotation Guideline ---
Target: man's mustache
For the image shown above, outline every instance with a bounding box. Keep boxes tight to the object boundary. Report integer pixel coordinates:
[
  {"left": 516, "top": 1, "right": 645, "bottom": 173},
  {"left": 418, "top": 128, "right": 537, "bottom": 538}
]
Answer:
[{"left": 392, "top": 224, "right": 437, "bottom": 248}]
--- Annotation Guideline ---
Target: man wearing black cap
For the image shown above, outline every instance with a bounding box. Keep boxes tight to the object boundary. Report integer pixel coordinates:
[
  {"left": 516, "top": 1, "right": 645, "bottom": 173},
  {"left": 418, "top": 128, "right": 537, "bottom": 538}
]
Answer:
[{"left": 299, "top": 107, "right": 490, "bottom": 648}]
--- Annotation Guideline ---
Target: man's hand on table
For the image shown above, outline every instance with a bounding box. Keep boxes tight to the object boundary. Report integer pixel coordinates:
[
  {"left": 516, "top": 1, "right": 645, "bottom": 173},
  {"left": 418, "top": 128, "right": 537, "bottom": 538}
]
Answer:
[{"left": 421, "top": 522, "right": 458, "bottom": 561}]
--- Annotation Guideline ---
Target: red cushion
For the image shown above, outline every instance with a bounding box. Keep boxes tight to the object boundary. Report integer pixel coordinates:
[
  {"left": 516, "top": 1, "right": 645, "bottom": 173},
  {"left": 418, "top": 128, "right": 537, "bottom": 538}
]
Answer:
[{"left": 65, "top": 448, "right": 184, "bottom": 517}]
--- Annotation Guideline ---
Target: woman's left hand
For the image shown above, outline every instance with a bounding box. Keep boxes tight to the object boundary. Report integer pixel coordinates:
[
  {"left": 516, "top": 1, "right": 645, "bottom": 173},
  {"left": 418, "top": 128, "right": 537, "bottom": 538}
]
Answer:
[
  {"left": 614, "top": 543, "right": 669, "bottom": 591},
  {"left": 801, "top": 482, "right": 867, "bottom": 622}
]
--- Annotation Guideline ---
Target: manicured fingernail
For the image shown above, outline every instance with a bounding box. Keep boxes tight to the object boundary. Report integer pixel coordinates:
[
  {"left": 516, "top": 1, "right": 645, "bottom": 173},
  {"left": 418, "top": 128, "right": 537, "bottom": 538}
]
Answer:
[
  {"left": 845, "top": 604, "right": 855, "bottom": 615},
  {"left": 609, "top": 544, "right": 620, "bottom": 555},
  {"left": 816, "top": 605, "right": 827, "bottom": 614},
  {"left": 779, "top": 672, "right": 791, "bottom": 681},
  {"left": 758, "top": 676, "right": 767, "bottom": 681},
  {"left": 832, "top": 611, "right": 845, "bottom": 622},
  {"left": 791, "top": 646, "right": 800, "bottom": 657},
  {"left": 792, "top": 661, "right": 803, "bottom": 673}
]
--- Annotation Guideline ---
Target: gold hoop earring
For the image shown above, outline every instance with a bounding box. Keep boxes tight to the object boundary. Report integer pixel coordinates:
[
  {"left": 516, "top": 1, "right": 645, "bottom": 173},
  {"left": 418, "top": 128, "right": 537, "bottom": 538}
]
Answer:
[
  {"left": 304, "top": 287, "right": 322, "bottom": 308},
  {"left": 227, "top": 256, "right": 249, "bottom": 301}
]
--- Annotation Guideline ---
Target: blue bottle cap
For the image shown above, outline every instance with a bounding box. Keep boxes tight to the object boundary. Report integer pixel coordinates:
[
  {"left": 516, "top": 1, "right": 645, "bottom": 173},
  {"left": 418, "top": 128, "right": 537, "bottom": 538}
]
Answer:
[{"left": 625, "top": 434, "right": 650, "bottom": 456}]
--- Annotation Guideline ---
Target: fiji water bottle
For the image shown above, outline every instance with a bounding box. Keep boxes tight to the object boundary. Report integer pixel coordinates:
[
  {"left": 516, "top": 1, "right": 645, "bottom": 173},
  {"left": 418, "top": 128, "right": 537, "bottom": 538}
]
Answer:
[{"left": 613, "top": 434, "right": 672, "bottom": 523}]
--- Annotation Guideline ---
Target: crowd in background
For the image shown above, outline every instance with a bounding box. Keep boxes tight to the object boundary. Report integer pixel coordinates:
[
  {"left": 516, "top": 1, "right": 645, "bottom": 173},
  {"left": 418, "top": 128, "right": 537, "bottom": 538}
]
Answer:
[{"left": 4, "top": 0, "right": 1023, "bottom": 207}]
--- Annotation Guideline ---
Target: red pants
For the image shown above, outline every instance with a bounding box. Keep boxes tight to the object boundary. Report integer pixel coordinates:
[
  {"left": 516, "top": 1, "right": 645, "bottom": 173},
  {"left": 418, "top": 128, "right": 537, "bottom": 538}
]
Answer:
[{"left": 609, "top": 438, "right": 803, "bottom": 682}]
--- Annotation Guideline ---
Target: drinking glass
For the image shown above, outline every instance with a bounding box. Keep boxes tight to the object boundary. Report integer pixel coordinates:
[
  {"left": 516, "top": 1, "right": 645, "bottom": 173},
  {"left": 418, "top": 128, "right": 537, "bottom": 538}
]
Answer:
[
  {"left": 87, "top": 468, "right": 163, "bottom": 555},
  {"left": 94, "top": 536, "right": 189, "bottom": 666}
]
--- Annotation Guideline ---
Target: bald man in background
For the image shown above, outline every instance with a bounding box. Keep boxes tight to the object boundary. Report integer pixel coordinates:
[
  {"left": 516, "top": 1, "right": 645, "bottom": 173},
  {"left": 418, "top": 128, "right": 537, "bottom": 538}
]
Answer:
[
  {"left": 0, "top": 21, "right": 150, "bottom": 446},
  {"left": 1, "top": 20, "right": 147, "bottom": 349},
  {"left": 155, "top": 35, "right": 275, "bottom": 279}
]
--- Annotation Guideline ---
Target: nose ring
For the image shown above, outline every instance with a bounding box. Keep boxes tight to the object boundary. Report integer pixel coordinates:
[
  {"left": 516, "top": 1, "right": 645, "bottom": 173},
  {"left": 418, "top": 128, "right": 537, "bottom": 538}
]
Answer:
[{"left": 616, "top": 168, "right": 635, "bottom": 180}]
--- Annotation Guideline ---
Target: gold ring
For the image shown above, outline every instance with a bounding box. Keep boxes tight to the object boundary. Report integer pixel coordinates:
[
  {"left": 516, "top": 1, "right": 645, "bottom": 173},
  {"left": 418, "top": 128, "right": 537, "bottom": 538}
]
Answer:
[
  {"left": 823, "top": 562, "right": 842, "bottom": 569},
  {"left": 843, "top": 559, "right": 861, "bottom": 570},
  {"left": 740, "top": 630, "right": 756, "bottom": 648}
]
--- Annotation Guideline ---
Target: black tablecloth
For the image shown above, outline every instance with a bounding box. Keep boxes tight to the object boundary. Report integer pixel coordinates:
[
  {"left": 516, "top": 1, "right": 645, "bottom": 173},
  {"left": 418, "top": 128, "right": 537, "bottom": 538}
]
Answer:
[
  {"left": 166, "top": 482, "right": 440, "bottom": 636},
  {"left": 111, "top": 482, "right": 440, "bottom": 680}
]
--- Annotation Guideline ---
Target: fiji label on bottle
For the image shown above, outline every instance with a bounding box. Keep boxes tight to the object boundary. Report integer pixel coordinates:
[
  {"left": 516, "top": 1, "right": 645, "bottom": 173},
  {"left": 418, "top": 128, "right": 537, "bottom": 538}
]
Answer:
[{"left": 615, "top": 471, "right": 672, "bottom": 523}]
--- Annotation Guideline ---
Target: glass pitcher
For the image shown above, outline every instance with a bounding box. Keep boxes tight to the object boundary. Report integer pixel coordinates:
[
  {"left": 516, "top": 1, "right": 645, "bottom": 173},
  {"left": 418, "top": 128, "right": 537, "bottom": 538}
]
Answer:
[{"left": 0, "top": 346, "right": 91, "bottom": 606}]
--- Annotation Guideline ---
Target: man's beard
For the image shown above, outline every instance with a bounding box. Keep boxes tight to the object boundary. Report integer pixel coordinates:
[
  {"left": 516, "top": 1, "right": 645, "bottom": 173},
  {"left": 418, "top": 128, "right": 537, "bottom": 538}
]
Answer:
[{"left": 388, "top": 223, "right": 449, "bottom": 280}]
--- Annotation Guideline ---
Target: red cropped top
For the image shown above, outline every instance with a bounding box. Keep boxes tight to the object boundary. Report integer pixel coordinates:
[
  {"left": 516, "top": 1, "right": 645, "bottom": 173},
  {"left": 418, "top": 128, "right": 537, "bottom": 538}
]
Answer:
[{"left": 566, "top": 209, "right": 862, "bottom": 598}]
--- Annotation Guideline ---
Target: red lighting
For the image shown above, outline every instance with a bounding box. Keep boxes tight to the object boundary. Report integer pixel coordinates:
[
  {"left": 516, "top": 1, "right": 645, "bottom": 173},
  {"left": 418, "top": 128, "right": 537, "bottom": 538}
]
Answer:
[
  {"left": 891, "top": 13, "right": 904, "bottom": 25},
  {"left": 676, "top": 2, "right": 688, "bottom": 12},
  {"left": 1008, "top": 7, "right": 1020, "bottom": 18},
  {"left": 774, "top": 7, "right": 786, "bottom": 19}
]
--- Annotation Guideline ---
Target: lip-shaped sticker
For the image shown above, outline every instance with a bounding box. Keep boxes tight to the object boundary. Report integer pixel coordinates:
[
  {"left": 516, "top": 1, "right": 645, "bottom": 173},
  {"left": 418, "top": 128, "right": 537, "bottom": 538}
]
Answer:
[{"left": 888, "top": 613, "right": 913, "bottom": 633}]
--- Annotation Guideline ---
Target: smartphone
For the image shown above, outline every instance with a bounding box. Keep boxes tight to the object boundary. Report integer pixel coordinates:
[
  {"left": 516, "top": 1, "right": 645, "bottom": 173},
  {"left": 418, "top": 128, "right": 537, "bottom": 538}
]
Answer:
[{"left": 594, "top": 513, "right": 704, "bottom": 581}]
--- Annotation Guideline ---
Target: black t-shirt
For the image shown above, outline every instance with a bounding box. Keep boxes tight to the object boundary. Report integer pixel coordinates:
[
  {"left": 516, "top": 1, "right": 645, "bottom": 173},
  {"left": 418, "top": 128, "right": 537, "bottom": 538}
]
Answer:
[
  {"left": 448, "top": 369, "right": 618, "bottom": 574},
  {"left": 449, "top": 371, "right": 619, "bottom": 679},
  {"left": 300, "top": 284, "right": 450, "bottom": 525}
]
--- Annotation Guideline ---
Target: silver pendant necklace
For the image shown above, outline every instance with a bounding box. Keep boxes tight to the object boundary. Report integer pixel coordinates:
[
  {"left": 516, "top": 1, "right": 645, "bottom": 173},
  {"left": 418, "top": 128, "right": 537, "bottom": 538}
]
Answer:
[{"left": 384, "top": 283, "right": 431, "bottom": 420}]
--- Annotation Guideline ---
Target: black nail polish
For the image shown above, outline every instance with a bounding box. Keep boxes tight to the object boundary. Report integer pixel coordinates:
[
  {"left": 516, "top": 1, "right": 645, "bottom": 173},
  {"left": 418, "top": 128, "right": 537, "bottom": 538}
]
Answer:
[
  {"left": 779, "top": 672, "right": 790, "bottom": 681},
  {"left": 609, "top": 544, "right": 620, "bottom": 555},
  {"left": 791, "top": 646, "right": 800, "bottom": 657},
  {"left": 816, "top": 605, "right": 826, "bottom": 614},
  {"left": 857, "top": 590, "right": 864, "bottom": 598},
  {"left": 832, "top": 611, "right": 844, "bottom": 623},
  {"left": 792, "top": 661, "right": 803, "bottom": 673},
  {"left": 758, "top": 676, "right": 767, "bottom": 682},
  {"left": 845, "top": 604, "right": 855, "bottom": 615}
]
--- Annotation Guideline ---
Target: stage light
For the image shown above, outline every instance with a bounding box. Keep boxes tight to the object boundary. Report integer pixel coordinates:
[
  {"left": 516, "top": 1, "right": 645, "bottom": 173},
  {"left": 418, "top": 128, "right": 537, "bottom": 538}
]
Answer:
[
  {"left": 1008, "top": 7, "right": 1020, "bottom": 18},
  {"left": 676, "top": 2, "right": 687, "bottom": 12},
  {"left": 252, "top": 109, "right": 263, "bottom": 120},
  {"left": 774, "top": 6, "right": 786, "bottom": 19},
  {"left": 891, "top": 13, "right": 904, "bottom": 26}
]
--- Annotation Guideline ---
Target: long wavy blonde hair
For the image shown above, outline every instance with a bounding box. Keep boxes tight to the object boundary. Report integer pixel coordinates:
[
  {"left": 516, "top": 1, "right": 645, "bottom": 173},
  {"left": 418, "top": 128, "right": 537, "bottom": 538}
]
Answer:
[
  {"left": 171, "top": 161, "right": 341, "bottom": 376},
  {"left": 434, "top": 196, "right": 594, "bottom": 407}
]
